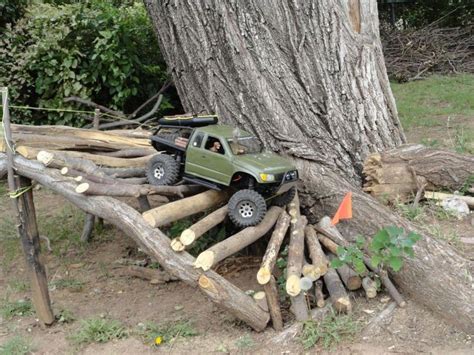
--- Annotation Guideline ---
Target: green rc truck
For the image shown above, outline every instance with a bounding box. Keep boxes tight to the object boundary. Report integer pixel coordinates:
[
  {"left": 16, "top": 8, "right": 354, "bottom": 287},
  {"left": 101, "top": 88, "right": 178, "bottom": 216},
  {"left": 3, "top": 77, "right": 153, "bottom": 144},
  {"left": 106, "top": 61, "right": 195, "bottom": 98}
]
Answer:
[{"left": 147, "top": 114, "right": 298, "bottom": 228}]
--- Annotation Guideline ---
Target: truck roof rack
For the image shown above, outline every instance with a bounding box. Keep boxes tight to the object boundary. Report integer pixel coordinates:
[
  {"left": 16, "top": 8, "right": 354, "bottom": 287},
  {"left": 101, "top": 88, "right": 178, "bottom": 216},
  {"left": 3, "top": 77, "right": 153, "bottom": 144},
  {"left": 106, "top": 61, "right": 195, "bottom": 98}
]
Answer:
[{"left": 159, "top": 114, "right": 218, "bottom": 127}]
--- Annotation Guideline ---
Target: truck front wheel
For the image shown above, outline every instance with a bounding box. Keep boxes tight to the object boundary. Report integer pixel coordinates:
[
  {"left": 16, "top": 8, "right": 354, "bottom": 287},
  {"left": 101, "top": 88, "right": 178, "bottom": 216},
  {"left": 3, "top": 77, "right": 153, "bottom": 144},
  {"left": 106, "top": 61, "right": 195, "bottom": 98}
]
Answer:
[
  {"left": 146, "top": 154, "right": 180, "bottom": 186},
  {"left": 228, "top": 189, "right": 267, "bottom": 228}
]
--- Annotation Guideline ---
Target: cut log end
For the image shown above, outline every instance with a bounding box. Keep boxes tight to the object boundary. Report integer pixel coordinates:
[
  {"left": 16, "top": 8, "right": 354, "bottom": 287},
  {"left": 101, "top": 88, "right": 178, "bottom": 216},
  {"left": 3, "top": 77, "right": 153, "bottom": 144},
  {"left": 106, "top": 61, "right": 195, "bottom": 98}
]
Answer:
[
  {"left": 253, "top": 291, "right": 269, "bottom": 312},
  {"left": 286, "top": 274, "right": 301, "bottom": 297},
  {"left": 302, "top": 263, "right": 321, "bottom": 281},
  {"left": 60, "top": 167, "right": 68, "bottom": 175},
  {"left": 75, "top": 183, "right": 90, "bottom": 194},
  {"left": 74, "top": 176, "right": 83, "bottom": 182},
  {"left": 180, "top": 229, "right": 196, "bottom": 246},
  {"left": 194, "top": 250, "right": 215, "bottom": 271},
  {"left": 36, "top": 150, "right": 54, "bottom": 166},
  {"left": 170, "top": 238, "right": 185, "bottom": 252},
  {"left": 257, "top": 266, "right": 271, "bottom": 285}
]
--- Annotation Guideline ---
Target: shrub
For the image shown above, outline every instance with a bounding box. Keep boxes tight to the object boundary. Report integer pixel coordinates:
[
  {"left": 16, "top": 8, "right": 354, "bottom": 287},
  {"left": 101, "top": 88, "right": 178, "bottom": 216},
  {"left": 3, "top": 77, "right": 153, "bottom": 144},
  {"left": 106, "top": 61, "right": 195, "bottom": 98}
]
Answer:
[{"left": 0, "top": 0, "right": 170, "bottom": 126}]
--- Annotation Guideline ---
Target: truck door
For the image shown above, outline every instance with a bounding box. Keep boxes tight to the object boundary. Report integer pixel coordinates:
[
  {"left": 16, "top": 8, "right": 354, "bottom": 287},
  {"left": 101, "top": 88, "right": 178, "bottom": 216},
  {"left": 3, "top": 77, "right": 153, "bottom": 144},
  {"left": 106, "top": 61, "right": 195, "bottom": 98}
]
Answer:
[
  {"left": 184, "top": 131, "right": 208, "bottom": 177},
  {"left": 185, "top": 134, "right": 233, "bottom": 185}
]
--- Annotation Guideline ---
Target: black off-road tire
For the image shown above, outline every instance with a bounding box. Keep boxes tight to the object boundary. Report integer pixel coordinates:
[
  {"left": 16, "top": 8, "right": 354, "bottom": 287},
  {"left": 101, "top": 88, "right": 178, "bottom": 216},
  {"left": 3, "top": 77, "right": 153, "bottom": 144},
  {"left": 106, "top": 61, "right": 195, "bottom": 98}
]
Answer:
[
  {"left": 228, "top": 189, "right": 267, "bottom": 228},
  {"left": 272, "top": 186, "right": 296, "bottom": 207},
  {"left": 146, "top": 154, "right": 180, "bottom": 186}
]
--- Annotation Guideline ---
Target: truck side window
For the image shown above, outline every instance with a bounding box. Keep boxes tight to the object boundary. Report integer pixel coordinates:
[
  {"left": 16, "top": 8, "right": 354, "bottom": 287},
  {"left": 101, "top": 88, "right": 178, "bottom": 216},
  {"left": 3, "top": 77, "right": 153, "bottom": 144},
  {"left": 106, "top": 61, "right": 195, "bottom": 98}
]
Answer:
[
  {"left": 192, "top": 132, "right": 204, "bottom": 148},
  {"left": 205, "top": 136, "right": 225, "bottom": 155}
]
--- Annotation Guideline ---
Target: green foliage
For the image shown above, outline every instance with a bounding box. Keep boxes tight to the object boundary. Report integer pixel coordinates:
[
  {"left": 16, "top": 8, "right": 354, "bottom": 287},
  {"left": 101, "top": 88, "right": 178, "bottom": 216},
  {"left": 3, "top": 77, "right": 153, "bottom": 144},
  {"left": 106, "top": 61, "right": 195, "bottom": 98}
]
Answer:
[
  {"left": 460, "top": 175, "right": 474, "bottom": 195},
  {"left": 57, "top": 308, "right": 76, "bottom": 324},
  {"left": 136, "top": 320, "right": 198, "bottom": 346},
  {"left": 0, "top": 0, "right": 170, "bottom": 126},
  {"left": 379, "top": 0, "right": 472, "bottom": 28},
  {"left": 300, "top": 311, "right": 359, "bottom": 349},
  {"left": 369, "top": 226, "right": 420, "bottom": 272},
  {"left": 69, "top": 318, "right": 127, "bottom": 345},
  {"left": 0, "top": 335, "right": 32, "bottom": 355},
  {"left": 332, "top": 226, "right": 421, "bottom": 274},
  {"left": 330, "top": 236, "right": 367, "bottom": 275},
  {"left": 0, "top": 0, "right": 28, "bottom": 30},
  {"left": 276, "top": 245, "right": 289, "bottom": 301},
  {"left": 0, "top": 298, "right": 33, "bottom": 319}
]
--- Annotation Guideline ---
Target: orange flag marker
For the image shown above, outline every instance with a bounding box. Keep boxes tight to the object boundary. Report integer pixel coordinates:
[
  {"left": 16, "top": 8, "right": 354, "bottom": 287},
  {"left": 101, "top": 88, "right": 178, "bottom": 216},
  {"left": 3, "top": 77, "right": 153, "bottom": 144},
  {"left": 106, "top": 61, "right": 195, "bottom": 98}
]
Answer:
[{"left": 331, "top": 192, "right": 352, "bottom": 226}]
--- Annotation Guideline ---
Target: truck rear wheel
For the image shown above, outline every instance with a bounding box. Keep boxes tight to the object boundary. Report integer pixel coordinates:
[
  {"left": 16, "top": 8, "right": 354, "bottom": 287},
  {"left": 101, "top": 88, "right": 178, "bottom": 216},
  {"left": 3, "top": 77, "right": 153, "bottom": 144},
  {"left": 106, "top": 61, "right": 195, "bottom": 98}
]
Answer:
[
  {"left": 146, "top": 154, "right": 180, "bottom": 186},
  {"left": 228, "top": 189, "right": 267, "bottom": 228}
]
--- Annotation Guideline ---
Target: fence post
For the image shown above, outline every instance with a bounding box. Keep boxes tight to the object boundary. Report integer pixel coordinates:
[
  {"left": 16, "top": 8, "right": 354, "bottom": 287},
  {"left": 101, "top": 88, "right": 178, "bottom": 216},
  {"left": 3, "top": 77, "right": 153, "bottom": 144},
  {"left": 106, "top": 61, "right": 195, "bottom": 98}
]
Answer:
[{"left": 1, "top": 87, "right": 54, "bottom": 325}]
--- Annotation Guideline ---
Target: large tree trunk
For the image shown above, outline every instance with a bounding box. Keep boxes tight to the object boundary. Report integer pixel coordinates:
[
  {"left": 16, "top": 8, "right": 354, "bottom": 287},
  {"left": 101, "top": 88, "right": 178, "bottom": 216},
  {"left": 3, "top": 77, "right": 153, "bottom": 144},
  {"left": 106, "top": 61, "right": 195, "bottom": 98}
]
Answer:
[{"left": 143, "top": 0, "right": 473, "bottom": 332}]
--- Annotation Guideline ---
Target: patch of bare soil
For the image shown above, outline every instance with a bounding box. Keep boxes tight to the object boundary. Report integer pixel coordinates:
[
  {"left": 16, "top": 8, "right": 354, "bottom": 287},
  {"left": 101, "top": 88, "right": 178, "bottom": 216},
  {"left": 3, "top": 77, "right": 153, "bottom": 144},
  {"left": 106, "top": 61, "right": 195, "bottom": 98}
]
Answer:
[{"left": 0, "top": 188, "right": 472, "bottom": 354}]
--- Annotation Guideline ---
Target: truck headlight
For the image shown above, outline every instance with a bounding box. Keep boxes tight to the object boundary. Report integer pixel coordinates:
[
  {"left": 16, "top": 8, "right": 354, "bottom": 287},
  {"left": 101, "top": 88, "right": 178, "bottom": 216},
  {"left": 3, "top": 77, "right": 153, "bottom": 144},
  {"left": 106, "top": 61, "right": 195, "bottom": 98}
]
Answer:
[{"left": 260, "top": 173, "right": 275, "bottom": 182}]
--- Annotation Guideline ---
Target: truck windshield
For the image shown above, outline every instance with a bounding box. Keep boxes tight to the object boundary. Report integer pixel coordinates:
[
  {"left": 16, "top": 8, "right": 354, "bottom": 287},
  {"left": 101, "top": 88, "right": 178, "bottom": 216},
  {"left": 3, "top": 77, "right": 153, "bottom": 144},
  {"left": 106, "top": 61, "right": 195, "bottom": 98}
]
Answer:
[{"left": 228, "top": 136, "right": 262, "bottom": 155}]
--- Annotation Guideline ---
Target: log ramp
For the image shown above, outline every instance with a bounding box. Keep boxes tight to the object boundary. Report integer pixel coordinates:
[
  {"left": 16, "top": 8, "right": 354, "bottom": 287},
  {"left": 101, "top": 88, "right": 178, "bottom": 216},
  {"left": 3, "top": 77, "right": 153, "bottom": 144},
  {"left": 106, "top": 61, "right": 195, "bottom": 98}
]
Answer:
[{"left": 1, "top": 125, "right": 405, "bottom": 333}]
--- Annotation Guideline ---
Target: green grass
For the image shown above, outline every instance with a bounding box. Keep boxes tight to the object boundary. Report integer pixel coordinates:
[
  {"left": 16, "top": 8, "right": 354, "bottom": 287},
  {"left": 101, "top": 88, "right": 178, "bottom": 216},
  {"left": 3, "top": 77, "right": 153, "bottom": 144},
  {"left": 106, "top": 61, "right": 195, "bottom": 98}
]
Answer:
[
  {"left": 50, "top": 278, "right": 85, "bottom": 292},
  {"left": 0, "top": 336, "right": 33, "bottom": 355},
  {"left": 234, "top": 334, "right": 255, "bottom": 349},
  {"left": 0, "top": 298, "right": 33, "bottom": 320},
  {"left": 69, "top": 318, "right": 127, "bottom": 345},
  {"left": 392, "top": 74, "right": 474, "bottom": 128},
  {"left": 136, "top": 319, "right": 198, "bottom": 346},
  {"left": 300, "top": 312, "right": 360, "bottom": 349}
]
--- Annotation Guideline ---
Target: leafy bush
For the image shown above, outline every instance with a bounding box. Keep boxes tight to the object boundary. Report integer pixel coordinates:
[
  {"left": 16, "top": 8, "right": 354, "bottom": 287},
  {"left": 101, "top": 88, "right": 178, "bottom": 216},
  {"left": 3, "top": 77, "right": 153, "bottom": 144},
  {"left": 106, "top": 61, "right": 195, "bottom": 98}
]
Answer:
[
  {"left": 331, "top": 226, "right": 420, "bottom": 274},
  {"left": 0, "top": 0, "right": 28, "bottom": 31},
  {"left": 0, "top": 0, "right": 170, "bottom": 126}
]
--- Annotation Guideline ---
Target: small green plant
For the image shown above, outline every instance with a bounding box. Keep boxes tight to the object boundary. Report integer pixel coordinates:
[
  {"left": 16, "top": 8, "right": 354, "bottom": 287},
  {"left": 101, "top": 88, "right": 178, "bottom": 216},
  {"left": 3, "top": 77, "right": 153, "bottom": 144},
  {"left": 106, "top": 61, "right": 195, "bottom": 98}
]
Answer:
[
  {"left": 331, "top": 236, "right": 367, "bottom": 274},
  {"left": 234, "top": 334, "right": 255, "bottom": 349},
  {"left": 0, "top": 298, "right": 33, "bottom": 319},
  {"left": 57, "top": 309, "right": 76, "bottom": 324},
  {"left": 136, "top": 319, "right": 198, "bottom": 346},
  {"left": 69, "top": 318, "right": 127, "bottom": 345},
  {"left": 50, "top": 278, "right": 85, "bottom": 292},
  {"left": 0, "top": 336, "right": 32, "bottom": 355},
  {"left": 8, "top": 279, "right": 29, "bottom": 293},
  {"left": 276, "top": 245, "right": 289, "bottom": 301},
  {"left": 460, "top": 175, "right": 474, "bottom": 195},
  {"left": 396, "top": 203, "right": 425, "bottom": 221},
  {"left": 300, "top": 311, "right": 359, "bottom": 349},
  {"left": 331, "top": 226, "right": 421, "bottom": 274}
]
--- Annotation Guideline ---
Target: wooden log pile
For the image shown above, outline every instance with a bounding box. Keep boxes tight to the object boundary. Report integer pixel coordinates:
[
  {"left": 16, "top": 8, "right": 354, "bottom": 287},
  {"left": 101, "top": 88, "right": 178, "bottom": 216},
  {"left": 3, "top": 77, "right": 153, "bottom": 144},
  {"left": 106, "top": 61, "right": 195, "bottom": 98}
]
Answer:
[
  {"left": 363, "top": 144, "right": 474, "bottom": 203},
  {"left": 0, "top": 123, "right": 408, "bottom": 333}
]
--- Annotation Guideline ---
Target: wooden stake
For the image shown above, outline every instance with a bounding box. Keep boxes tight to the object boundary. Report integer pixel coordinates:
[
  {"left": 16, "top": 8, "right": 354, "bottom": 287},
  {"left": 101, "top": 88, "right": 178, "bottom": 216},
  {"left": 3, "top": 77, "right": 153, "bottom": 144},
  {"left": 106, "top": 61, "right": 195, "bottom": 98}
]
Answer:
[
  {"left": 80, "top": 213, "right": 95, "bottom": 242},
  {"left": 264, "top": 276, "right": 284, "bottom": 331},
  {"left": 93, "top": 108, "right": 100, "bottom": 129},
  {"left": 179, "top": 205, "right": 228, "bottom": 246},
  {"left": 286, "top": 216, "right": 307, "bottom": 297},
  {"left": 2, "top": 89, "right": 54, "bottom": 325},
  {"left": 328, "top": 253, "right": 361, "bottom": 291},
  {"left": 256, "top": 210, "right": 290, "bottom": 285},
  {"left": 143, "top": 189, "right": 229, "bottom": 228},
  {"left": 194, "top": 207, "right": 282, "bottom": 271},
  {"left": 305, "top": 225, "right": 329, "bottom": 279},
  {"left": 16, "top": 176, "right": 55, "bottom": 324},
  {"left": 286, "top": 192, "right": 310, "bottom": 321},
  {"left": 323, "top": 267, "right": 352, "bottom": 313},
  {"left": 314, "top": 279, "right": 325, "bottom": 308},
  {"left": 362, "top": 276, "right": 377, "bottom": 298}
]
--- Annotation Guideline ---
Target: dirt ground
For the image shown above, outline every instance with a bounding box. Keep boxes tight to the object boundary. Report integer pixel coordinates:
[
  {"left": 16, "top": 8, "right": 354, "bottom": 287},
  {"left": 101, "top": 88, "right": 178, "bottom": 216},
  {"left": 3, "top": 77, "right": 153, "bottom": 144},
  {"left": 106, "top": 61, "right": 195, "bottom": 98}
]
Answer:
[{"left": 0, "top": 182, "right": 472, "bottom": 355}]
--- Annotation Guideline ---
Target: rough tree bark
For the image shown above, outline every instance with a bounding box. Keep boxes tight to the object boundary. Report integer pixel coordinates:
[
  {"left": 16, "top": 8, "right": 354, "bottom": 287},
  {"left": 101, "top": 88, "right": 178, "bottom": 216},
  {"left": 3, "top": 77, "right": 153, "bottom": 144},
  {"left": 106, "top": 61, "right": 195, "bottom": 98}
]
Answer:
[{"left": 144, "top": 0, "right": 473, "bottom": 332}]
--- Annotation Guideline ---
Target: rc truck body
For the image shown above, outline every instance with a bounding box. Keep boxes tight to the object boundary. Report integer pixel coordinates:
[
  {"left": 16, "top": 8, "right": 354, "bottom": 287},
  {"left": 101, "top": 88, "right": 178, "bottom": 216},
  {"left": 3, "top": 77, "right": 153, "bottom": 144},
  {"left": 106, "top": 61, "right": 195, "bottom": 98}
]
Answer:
[{"left": 147, "top": 115, "right": 298, "bottom": 227}]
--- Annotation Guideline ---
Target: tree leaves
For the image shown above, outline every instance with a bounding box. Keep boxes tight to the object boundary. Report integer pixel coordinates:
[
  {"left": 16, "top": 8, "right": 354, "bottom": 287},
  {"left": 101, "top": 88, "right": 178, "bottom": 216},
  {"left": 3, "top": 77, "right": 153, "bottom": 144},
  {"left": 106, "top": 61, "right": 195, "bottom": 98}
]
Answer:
[{"left": 332, "top": 226, "right": 421, "bottom": 275}]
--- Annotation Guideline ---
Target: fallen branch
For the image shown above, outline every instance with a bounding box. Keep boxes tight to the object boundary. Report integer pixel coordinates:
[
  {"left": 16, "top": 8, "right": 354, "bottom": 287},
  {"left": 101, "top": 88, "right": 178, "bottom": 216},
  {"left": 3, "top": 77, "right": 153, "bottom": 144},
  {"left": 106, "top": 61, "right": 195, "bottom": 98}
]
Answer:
[{"left": 424, "top": 191, "right": 474, "bottom": 207}]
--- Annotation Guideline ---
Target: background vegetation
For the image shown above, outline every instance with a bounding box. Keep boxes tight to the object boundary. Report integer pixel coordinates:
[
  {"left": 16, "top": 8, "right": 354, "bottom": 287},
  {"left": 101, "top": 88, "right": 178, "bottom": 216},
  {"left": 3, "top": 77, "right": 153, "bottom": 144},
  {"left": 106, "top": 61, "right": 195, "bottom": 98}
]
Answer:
[{"left": 0, "top": 0, "right": 172, "bottom": 126}]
